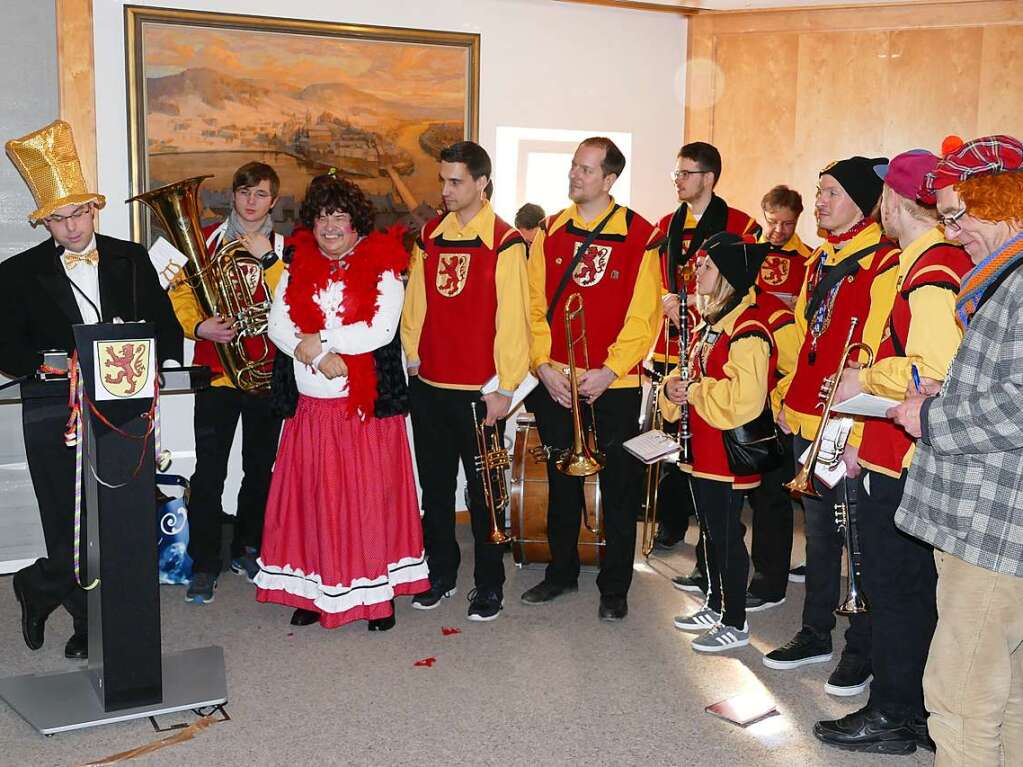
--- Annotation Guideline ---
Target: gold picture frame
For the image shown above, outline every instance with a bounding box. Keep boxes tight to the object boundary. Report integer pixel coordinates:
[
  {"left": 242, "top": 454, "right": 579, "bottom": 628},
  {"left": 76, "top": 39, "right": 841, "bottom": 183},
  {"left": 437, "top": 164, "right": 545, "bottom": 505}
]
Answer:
[{"left": 125, "top": 5, "right": 480, "bottom": 242}]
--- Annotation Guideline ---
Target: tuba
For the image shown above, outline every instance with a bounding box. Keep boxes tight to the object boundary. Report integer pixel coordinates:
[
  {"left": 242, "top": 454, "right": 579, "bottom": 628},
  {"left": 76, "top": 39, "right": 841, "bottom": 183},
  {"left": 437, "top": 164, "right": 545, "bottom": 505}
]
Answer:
[
  {"left": 471, "top": 402, "right": 513, "bottom": 545},
  {"left": 128, "top": 175, "right": 273, "bottom": 394},
  {"left": 557, "top": 292, "right": 606, "bottom": 535},
  {"left": 785, "top": 317, "right": 873, "bottom": 498}
]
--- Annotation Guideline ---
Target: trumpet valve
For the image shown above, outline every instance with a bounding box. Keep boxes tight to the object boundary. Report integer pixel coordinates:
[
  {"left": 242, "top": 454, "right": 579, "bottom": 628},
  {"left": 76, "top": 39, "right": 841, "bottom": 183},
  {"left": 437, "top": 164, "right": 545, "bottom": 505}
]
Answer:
[{"left": 834, "top": 502, "right": 848, "bottom": 530}]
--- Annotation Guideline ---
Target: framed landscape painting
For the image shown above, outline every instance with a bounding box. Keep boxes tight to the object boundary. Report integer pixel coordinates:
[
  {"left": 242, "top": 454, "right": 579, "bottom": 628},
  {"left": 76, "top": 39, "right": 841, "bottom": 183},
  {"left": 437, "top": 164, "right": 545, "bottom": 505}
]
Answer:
[{"left": 125, "top": 6, "right": 479, "bottom": 242}]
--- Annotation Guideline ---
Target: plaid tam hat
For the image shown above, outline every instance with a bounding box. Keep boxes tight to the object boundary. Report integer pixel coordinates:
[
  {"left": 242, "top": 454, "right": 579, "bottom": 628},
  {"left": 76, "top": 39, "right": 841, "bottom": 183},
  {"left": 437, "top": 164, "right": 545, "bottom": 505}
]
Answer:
[{"left": 921, "top": 134, "right": 1023, "bottom": 204}]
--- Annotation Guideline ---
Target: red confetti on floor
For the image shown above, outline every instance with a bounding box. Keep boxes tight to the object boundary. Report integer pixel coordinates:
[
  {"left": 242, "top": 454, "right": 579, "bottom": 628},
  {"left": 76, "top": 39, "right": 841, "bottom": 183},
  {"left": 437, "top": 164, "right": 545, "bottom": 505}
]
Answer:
[
  {"left": 414, "top": 657, "right": 438, "bottom": 668},
  {"left": 441, "top": 626, "right": 462, "bottom": 636}
]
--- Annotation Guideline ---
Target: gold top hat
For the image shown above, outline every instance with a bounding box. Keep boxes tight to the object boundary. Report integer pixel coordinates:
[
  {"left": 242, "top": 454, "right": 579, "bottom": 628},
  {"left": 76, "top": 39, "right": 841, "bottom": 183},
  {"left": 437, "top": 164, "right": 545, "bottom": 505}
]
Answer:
[{"left": 5, "top": 119, "right": 106, "bottom": 224}]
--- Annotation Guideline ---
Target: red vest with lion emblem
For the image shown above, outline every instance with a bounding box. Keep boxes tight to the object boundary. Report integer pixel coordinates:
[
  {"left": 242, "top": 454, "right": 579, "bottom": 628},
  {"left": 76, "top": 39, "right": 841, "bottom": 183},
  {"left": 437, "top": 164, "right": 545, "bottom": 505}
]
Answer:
[
  {"left": 543, "top": 208, "right": 656, "bottom": 374},
  {"left": 418, "top": 213, "right": 522, "bottom": 387}
]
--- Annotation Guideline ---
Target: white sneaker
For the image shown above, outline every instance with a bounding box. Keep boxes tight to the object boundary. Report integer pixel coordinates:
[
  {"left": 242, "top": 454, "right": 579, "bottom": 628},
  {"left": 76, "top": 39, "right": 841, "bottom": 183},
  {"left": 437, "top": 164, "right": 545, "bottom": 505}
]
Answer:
[
  {"left": 673, "top": 604, "right": 722, "bottom": 632},
  {"left": 692, "top": 622, "right": 750, "bottom": 653}
]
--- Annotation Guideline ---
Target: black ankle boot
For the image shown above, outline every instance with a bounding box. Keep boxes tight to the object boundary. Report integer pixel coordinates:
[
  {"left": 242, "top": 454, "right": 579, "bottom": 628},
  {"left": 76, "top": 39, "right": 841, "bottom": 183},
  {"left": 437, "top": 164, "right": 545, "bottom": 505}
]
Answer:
[{"left": 290, "top": 608, "right": 319, "bottom": 626}]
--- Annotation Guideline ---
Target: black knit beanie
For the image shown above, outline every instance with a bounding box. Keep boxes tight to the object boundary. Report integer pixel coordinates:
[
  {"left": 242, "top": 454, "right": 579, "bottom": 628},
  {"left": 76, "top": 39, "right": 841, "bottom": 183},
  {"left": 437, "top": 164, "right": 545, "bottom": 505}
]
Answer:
[
  {"left": 701, "top": 232, "right": 769, "bottom": 295},
  {"left": 820, "top": 155, "right": 889, "bottom": 217}
]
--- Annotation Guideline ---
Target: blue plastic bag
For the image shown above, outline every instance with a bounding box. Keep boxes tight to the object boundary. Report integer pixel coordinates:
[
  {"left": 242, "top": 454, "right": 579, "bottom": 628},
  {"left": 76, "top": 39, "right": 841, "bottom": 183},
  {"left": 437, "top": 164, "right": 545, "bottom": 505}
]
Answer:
[{"left": 156, "top": 474, "right": 193, "bottom": 585}]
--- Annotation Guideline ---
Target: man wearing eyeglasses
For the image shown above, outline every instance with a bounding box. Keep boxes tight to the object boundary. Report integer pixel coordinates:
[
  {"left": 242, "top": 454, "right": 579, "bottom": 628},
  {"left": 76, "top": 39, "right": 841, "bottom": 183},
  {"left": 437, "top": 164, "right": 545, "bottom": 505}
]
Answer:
[
  {"left": 886, "top": 135, "right": 1023, "bottom": 765},
  {"left": 651, "top": 142, "right": 760, "bottom": 582},
  {"left": 168, "top": 161, "right": 285, "bottom": 605},
  {"left": 1, "top": 120, "right": 183, "bottom": 661}
]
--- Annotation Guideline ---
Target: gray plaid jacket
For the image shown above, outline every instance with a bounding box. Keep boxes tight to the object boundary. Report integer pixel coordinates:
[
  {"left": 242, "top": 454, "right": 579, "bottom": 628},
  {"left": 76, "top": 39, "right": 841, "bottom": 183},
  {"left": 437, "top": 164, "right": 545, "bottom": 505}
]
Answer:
[{"left": 896, "top": 266, "right": 1023, "bottom": 577}]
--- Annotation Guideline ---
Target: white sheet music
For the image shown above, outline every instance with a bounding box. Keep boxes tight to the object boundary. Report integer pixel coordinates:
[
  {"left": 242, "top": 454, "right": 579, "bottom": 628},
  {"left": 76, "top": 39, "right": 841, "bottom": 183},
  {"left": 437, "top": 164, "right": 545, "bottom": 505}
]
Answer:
[
  {"left": 624, "top": 429, "right": 682, "bottom": 464},
  {"left": 833, "top": 393, "right": 900, "bottom": 418}
]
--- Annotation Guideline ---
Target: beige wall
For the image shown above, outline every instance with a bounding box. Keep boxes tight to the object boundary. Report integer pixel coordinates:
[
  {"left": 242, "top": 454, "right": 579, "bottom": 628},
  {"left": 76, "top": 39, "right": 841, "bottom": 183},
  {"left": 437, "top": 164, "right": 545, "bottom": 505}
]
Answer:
[{"left": 685, "top": 0, "right": 1023, "bottom": 243}]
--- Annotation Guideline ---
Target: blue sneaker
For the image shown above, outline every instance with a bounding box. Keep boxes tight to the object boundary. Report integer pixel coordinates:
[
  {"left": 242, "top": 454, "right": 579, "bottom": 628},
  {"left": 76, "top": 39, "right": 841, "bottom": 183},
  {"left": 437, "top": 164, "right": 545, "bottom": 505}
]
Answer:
[
  {"left": 230, "top": 547, "right": 260, "bottom": 583},
  {"left": 186, "top": 572, "right": 217, "bottom": 604}
]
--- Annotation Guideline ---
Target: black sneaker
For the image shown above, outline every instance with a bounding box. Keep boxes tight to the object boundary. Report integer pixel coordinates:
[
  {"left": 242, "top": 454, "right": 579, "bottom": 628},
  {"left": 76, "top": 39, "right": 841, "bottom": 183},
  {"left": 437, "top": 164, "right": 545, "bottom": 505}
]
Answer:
[
  {"left": 788, "top": 563, "right": 806, "bottom": 583},
  {"left": 671, "top": 569, "right": 708, "bottom": 594},
  {"left": 411, "top": 581, "right": 457, "bottom": 610},
  {"left": 746, "top": 592, "right": 785, "bottom": 612},
  {"left": 520, "top": 580, "right": 578, "bottom": 605},
  {"left": 467, "top": 588, "right": 503, "bottom": 622},
  {"left": 185, "top": 572, "right": 217, "bottom": 604},
  {"left": 653, "top": 527, "right": 684, "bottom": 550},
  {"left": 825, "top": 652, "right": 873, "bottom": 696},
  {"left": 763, "top": 626, "right": 833, "bottom": 670},
  {"left": 813, "top": 706, "right": 919, "bottom": 755}
]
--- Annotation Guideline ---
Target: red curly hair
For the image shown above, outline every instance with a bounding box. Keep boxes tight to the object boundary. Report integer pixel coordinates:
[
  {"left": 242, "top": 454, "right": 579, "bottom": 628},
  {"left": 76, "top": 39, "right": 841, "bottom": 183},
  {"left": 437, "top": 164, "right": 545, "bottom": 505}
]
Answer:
[{"left": 957, "top": 172, "right": 1023, "bottom": 228}]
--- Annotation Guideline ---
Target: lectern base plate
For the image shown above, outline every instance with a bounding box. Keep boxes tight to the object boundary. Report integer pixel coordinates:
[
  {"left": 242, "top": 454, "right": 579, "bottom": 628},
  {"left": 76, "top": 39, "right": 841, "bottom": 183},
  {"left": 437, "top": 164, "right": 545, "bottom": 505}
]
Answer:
[{"left": 0, "top": 645, "right": 227, "bottom": 735}]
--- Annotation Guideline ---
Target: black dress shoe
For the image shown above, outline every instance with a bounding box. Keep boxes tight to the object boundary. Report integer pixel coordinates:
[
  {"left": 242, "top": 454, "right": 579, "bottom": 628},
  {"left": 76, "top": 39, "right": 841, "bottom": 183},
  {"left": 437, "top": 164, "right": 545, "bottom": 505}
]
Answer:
[
  {"left": 813, "top": 706, "right": 919, "bottom": 755},
  {"left": 368, "top": 601, "right": 396, "bottom": 631},
  {"left": 64, "top": 633, "right": 88, "bottom": 660},
  {"left": 598, "top": 595, "right": 628, "bottom": 621},
  {"left": 520, "top": 580, "right": 578, "bottom": 605},
  {"left": 13, "top": 574, "right": 46, "bottom": 651},
  {"left": 290, "top": 608, "right": 320, "bottom": 626},
  {"left": 653, "top": 528, "right": 684, "bottom": 550}
]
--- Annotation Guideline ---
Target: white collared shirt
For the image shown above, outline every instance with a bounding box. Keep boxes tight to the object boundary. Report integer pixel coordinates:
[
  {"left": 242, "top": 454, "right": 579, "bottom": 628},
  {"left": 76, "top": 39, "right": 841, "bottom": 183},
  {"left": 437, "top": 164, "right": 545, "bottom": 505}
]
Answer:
[{"left": 60, "top": 237, "right": 102, "bottom": 324}]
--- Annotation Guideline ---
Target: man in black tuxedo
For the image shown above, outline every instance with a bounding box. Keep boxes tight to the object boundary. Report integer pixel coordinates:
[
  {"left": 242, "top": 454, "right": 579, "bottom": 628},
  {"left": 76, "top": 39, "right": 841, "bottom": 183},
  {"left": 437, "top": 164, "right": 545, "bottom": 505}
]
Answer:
[{"left": 1, "top": 120, "right": 182, "bottom": 660}]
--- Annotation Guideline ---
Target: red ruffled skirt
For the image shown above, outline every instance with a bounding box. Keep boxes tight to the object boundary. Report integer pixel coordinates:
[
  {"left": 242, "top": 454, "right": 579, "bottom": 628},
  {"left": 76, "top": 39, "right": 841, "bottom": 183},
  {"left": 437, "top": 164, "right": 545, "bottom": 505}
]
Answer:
[{"left": 254, "top": 395, "right": 429, "bottom": 628}]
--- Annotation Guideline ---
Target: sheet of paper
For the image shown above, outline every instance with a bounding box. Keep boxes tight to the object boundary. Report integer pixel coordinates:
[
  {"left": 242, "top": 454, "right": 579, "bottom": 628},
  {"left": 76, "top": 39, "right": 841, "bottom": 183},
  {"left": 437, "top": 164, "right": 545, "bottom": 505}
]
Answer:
[
  {"left": 796, "top": 417, "right": 852, "bottom": 489},
  {"left": 147, "top": 236, "right": 188, "bottom": 290},
  {"left": 623, "top": 429, "right": 681, "bottom": 464},
  {"left": 833, "top": 393, "right": 900, "bottom": 418}
]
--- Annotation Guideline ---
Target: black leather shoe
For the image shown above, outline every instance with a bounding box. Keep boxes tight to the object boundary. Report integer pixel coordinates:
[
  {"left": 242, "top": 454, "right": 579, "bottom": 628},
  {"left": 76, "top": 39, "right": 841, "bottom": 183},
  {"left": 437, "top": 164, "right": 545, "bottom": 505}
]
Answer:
[
  {"left": 13, "top": 574, "right": 46, "bottom": 651},
  {"left": 813, "top": 706, "right": 919, "bottom": 754},
  {"left": 290, "top": 608, "right": 319, "bottom": 626},
  {"left": 598, "top": 595, "right": 628, "bottom": 621},
  {"left": 653, "top": 527, "right": 684, "bottom": 550},
  {"left": 368, "top": 601, "right": 396, "bottom": 631},
  {"left": 520, "top": 580, "right": 578, "bottom": 605},
  {"left": 64, "top": 633, "right": 88, "bottom": 660}
]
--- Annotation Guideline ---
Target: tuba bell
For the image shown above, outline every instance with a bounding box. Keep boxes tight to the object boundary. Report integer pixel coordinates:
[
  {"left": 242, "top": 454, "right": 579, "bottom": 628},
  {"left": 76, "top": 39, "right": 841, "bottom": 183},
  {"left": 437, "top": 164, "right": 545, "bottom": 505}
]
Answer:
[{"left": 128, "top": 176, "right": 274, "bottom": 394}]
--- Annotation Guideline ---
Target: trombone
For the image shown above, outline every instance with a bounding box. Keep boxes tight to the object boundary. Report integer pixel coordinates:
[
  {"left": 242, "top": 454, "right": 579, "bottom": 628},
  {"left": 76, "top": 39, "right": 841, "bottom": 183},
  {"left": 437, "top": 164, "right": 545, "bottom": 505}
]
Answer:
[
  {"left": 556, "top": 292, "right": 605, "bottom": 535},
  {"left": 471, "top": 402, "right": 512, "bottom": 545},
  {"left": 785, "top": 317, "right": 873, "bottom": 498}
]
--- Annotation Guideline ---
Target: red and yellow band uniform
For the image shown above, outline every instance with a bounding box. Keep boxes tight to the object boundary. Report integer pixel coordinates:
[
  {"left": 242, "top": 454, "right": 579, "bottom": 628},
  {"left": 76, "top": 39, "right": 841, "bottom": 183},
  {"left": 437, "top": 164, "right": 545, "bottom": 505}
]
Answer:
[
  {"left": 753, "top": 287, "right": 799, "bottom": 381},
  {"left": 756, "top": 232, "right": 813, "bottom": 300},
  {"left": 857, "top": 228, "right": 972, "bottom": 476},
  {"left": 528, "top": 199, "right": 663, "bottom": 387},
  {"left": 660, "top": 290, "right": 777, "bottom": 488},
  {"left": 652, "top": 206, "right": 760, "bottom": 365},
  {"left": 169, "top": 223, "right": 283, "bottom": 388},
  {"left": 401, "top": 201, "right": 530, "bottom": 393},
  {"left": 772, "top": 221, "right": 901, "bottom": 447}
]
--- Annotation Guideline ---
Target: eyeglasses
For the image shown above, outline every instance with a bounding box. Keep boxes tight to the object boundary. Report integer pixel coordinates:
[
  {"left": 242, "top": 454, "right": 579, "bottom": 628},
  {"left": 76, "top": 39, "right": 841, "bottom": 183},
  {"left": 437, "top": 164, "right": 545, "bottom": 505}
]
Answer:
[
  {"left": 671, "top": 170, "right": 712, "bottom": 182},
  {"left": 45, "top": 205, "right": 93, "bottom": 225},
  {"left": 315, "top": 212, "right": 352, "bottom": 227},
  {"left": 939, "top": 206, "right": 968, "bottom": 233}
]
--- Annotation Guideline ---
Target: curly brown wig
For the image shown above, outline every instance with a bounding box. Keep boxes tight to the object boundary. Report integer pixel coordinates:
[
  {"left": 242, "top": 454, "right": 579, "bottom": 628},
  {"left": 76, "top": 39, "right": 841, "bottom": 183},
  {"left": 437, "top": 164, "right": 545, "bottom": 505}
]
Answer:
[{"left": 298, "top": 174, "right": 375, "bottom": 235}]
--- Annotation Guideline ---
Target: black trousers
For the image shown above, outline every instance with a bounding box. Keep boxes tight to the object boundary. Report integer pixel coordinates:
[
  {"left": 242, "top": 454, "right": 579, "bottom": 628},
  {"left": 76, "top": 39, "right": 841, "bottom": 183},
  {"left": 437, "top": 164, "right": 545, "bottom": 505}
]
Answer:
[
  {"left": 18, "top": 395, "right": 87, "bottom": 635},
  {"left": 187, "top": 386, "right": 281, "bottom": 574},
  {"left": 408, "top": 378, "right": 505, "bottom": 592},
  {"left": 793, "top": 434, "right": 870, "bottom": 655},
  {"left": 691, "top": 476, "right": 748, "bottom": 630},
  {"left": 858, "top": 469, "right": 936, "bottom": 719},
  {"left": 532, "top": 385, "right": 642, "bottom": 596},
  {"left": 748, "top": 432, "right": 796, "bottom": 601}
]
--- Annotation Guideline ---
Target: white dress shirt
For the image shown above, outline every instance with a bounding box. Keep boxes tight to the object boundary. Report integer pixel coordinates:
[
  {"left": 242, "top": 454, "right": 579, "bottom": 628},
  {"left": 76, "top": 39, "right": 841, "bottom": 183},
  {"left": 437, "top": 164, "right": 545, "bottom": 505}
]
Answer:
[
  {"left": 268, "top": 267, "right": 404, "bottom": 399},
  {"left": 60, "top": 236, "right": 102, "bottom": 324}
]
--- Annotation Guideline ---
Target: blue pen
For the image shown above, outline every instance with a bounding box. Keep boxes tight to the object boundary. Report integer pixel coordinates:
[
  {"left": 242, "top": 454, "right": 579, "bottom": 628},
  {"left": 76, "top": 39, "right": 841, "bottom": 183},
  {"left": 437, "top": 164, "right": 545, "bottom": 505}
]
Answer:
[{"left": 911, "top": 364, "right": 922, "bottom": 393}]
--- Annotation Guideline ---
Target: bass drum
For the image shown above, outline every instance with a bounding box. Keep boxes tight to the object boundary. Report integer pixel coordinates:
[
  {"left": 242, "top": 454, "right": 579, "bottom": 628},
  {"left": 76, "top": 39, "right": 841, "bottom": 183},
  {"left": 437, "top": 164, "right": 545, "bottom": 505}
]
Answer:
[{"left": 509, "top": 412, "right": 604, "bottom": 568}]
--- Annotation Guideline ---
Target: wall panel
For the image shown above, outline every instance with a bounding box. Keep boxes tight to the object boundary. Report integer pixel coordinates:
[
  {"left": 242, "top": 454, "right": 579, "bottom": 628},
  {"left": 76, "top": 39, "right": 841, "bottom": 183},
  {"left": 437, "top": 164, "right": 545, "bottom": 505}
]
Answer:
[{"left": 687, "top": 0, "right": 1023, "bottom": 243}]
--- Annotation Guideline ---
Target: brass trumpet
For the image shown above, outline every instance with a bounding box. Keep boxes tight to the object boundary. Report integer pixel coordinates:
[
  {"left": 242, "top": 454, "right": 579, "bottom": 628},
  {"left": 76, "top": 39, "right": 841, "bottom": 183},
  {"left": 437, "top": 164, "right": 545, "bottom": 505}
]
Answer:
[
  {"left": 785, "top": 317, "right": 873, "bottom": 498},
  {"left": 557, "top": 292, "right": 605, "bottom": 536},
  {"left": 834, "top": 482, "right": 868, "bottom": 615},
  {"left": 471, "top": 402, "right": 512, "bottom": 545}
]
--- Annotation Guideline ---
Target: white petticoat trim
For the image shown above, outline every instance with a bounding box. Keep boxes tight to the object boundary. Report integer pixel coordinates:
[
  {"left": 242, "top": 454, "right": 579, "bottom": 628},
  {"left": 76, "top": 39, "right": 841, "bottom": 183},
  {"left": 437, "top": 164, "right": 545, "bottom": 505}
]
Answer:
[{"left": 253, "top": 553, "right": 429, "bottom": 614}]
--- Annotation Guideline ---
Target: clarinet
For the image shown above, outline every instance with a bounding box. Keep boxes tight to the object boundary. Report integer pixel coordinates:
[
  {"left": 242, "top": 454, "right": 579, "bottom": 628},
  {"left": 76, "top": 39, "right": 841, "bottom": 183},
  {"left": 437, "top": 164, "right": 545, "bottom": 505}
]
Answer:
[{"left": 676, "top": 263, "right": 695, "bottom": 463}]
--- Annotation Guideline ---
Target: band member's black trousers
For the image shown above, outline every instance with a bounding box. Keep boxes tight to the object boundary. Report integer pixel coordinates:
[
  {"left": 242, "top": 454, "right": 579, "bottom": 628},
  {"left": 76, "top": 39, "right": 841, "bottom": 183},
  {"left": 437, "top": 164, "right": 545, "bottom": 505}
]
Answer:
[
  {"left": 748, "top": 432, "right": 796, "bottom": 601},
  {"left": 793, "top": 434, "right": 871, "bottom": 655},
  {"left": 408, "top": 379, "right": 506, "bottom": 592},
  {"left": 18, "top": 394, "right": 87, "bottom": 634},
  {"left": 690, "top": 476, "right": 748, "bottom": 630},
  {"left": 532, "top": 385, "right": 642, "bottom": 597},
  {"left": 187, "top": 386, "right": 281, "bottom": 575},
  {"left": 857, "top": 470, "right": 936, "bottom": 720}
]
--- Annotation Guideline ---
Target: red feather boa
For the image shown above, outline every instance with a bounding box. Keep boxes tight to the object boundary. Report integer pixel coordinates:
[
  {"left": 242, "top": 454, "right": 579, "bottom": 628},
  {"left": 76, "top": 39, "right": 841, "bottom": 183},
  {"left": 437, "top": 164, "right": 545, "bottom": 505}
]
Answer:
[{"left": 284, "top": 225, "right": 408, "bottom": 419}]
